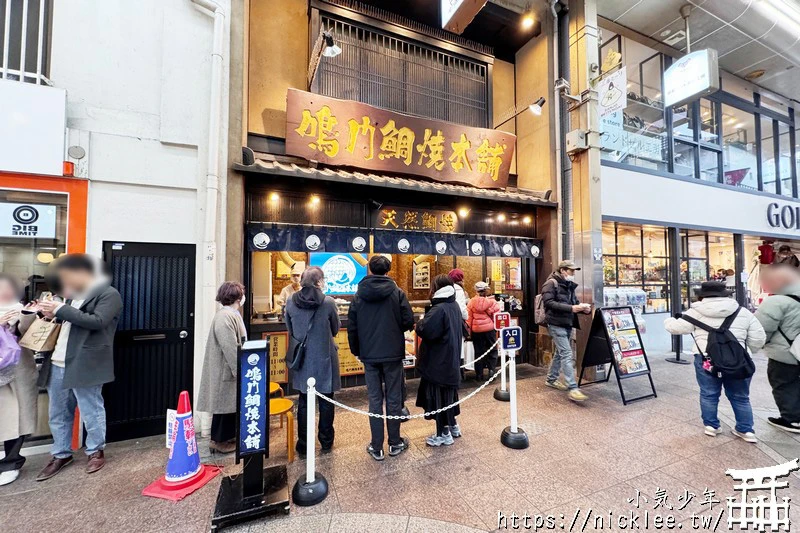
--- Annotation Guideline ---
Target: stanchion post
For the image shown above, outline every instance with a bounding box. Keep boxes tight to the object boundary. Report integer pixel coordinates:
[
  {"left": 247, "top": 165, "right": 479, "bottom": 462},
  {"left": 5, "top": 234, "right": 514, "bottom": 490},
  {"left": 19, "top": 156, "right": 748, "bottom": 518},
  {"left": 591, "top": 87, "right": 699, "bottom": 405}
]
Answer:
[
  {"left": 500, "top": 327, "right": 528, "bottom": 449},
  {"left": 494, "top": 347, "right": 510, "bottom": 402},
  {"left": 291, "top": 377, "right": 329, "bottom": 506}
]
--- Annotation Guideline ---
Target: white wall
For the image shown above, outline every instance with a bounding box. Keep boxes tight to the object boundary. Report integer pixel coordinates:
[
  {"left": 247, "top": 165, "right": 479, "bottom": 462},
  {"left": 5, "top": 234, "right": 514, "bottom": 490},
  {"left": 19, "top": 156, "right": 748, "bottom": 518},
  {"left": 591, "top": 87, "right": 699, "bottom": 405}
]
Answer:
[
  {"left": 48, "top": 0, "right": 231, "bottom": 408},
  {"left": 601, "top": 165, "right": 800, "bottom": 239}
]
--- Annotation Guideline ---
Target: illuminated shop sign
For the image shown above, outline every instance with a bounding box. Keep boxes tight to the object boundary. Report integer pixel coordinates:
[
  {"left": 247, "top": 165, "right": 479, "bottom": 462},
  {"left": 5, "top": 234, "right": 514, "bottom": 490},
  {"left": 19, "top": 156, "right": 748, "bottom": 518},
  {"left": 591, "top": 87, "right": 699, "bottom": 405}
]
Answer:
[
  {"left": 663, "top": 49, "right": 720, "bottom": 108},
  {"left": 285, "top": 89, "right": 516, "bottom": 190},
  {"left": 0, "top": 203, "right": 57, "bottom": 239}
]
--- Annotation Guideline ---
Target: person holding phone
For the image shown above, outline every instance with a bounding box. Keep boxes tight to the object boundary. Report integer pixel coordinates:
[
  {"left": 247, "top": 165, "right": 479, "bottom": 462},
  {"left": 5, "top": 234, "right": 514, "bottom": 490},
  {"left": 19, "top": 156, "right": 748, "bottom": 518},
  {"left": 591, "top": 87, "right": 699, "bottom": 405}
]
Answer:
[{"left": 541, "top": 260, "right": 592, "bottom": 402}]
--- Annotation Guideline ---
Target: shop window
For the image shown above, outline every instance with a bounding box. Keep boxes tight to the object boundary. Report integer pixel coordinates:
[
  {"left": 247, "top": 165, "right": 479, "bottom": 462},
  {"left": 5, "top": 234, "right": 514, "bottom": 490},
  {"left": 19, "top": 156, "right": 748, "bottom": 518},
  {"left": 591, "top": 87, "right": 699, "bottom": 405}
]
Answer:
[
  {"left": 721, "top": 104, "right": 758, "bottom": 190},
  {"left": 602, "top": 221, "right": 669, "bottom": 314},
  {"left": 0, "top": 0, "right": 51, "bottom": 83},
  {"left": 318, "top": 16, "right": 489, "bottom": 128},
  {"left": 699, "top": 148, "right": 720, "bottom": 182},
  {"left": 777, "top": 121, "right": 794, "bottom": 197},
  {"left": 761, "top": 116, "right": 778, "bottom": 195},
  {"left": 699, "top": 99, "right": 719, "bottom": 144},
  {"left": 673, "top": 103, "right": 694, "bottom": 142},
  {"left": 673, "top": 141, "right": 696, "bottom": 178}
]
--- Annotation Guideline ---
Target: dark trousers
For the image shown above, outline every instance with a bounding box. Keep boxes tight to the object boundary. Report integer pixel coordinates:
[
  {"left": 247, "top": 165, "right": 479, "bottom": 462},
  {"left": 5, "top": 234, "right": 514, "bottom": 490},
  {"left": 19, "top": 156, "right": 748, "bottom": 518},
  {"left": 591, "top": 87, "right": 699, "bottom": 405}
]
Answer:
[
  {"left": 435, "top": 411, "right": 457, "bottom": 436},
  {"left": 296, "top": 391, "right": 335, "bottom": 453},
  {"left": 472, "top": 330, "right": 497, "bottom": 379},
  {"left": 0, "top": 436, "right": 26, "bottom": 472},
  {"left": 210, "top": 413, "right": 237, "bottom": 443},
  {"left": 363, "top": 361, "right": 404, "bottom": 449},
  {"left": 767, "top": 359, "right": 800, "bottom": 423}
]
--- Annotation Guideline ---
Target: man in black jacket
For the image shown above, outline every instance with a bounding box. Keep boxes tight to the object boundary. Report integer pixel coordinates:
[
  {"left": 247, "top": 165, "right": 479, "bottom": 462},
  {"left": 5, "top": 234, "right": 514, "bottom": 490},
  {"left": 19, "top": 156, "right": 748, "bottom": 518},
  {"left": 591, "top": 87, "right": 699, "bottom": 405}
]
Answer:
[
  {"left": 348, "top": 255, "right": 414, "bottom": 461},
  {"left": 542, "top": 260, "right": 591, "bottom": 402}
]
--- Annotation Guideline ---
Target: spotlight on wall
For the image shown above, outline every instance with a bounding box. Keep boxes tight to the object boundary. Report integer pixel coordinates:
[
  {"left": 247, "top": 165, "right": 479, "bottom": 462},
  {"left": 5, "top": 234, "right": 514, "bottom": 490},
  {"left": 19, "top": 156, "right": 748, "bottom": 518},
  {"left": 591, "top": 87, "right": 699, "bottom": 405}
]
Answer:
[
  {"left": 521, "top": 11, "right": 535, "bottom": 30},
  {"left": 269, "top": 192, "right": 280, "bottom": 202},
  {"left": 528, "top": 97, "right": 546, "bottom": 116},
  {"left": 458, "top": 207, "right": 470, "bottom": 218},
  {"left": 523, "top": 215, "right": 532, "bottom": 225},
  {"left": 310, "top": 195, "right": 321, "bottom": 206},
  {"left": 321, "top": 31, "right": 342, "bottom": 58},
  {"left": 497, "top": 213, "right": 506, "bottom": 222}
]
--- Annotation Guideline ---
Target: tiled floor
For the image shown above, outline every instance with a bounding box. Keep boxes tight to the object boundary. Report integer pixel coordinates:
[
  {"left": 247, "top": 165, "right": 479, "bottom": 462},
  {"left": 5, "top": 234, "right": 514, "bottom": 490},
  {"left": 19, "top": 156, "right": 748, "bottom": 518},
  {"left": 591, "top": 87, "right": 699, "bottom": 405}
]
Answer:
[{"left": 2, "top": 352, "right": 798, "bottom": 532}]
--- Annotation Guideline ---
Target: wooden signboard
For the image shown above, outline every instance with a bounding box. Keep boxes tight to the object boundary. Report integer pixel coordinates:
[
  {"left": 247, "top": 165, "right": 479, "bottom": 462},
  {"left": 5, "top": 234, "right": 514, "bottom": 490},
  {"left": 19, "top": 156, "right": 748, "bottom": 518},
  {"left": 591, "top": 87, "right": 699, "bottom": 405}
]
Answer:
[
  {"left": 286, "top": 89, "right": 516, "bottom": 190},
  {"left": 374, "top": 206, "right": 458, "bottom": 233},
  {"left": 578, "top": 306, "right": 657, "bottom": 405}
]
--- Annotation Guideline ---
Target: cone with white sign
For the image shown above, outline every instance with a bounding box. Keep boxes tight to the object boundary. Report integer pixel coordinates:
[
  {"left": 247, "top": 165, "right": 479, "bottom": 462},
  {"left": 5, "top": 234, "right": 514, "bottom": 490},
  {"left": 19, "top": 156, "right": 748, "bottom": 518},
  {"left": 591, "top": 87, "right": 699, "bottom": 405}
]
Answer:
[{"left": 142, "top": 391, "right": 220, "bottom": 501}]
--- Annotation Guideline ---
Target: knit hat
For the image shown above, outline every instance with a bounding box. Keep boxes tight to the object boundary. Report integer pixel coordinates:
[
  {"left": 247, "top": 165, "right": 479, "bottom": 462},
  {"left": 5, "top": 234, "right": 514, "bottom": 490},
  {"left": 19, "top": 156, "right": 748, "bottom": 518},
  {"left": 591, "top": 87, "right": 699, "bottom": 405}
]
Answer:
[{"left": 448, "top": 268, "right": 464, "bottom": 283}]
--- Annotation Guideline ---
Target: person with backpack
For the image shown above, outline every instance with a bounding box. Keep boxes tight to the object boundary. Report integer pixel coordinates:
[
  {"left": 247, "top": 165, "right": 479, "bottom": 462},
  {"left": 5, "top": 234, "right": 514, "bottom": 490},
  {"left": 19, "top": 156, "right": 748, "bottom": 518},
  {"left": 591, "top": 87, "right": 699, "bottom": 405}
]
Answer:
[
  {"left": 467, "top": 281, "right": 500, "bottom": 381},
  {"left": 540, "top": 260, "right": 591, "bottom": 402},
  {"left": 347, "top": 255, "right": 414, "bottom": 461},
  {"left": 664, "top": 281, "right": 766, "bottom": 443},
  {"left": 755, "top": 264, "right": 800, "bottom": 434}
]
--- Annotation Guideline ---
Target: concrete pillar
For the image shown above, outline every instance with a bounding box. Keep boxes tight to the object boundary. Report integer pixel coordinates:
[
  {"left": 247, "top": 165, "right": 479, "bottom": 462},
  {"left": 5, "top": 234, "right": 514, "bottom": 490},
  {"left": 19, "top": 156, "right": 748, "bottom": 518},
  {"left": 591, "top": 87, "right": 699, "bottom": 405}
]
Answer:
[{"left": 566, "top": 0, "right": 602, "bottom": 357}]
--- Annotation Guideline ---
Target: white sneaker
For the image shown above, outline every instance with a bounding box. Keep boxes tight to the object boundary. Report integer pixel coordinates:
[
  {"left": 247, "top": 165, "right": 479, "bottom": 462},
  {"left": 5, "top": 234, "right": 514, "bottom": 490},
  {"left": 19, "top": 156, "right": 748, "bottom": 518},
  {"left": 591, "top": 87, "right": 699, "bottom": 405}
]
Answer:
[
  {"left": 704, "top": 426, "right": 722, "bottom": 437},
  {"left": 0, "top": 469, "right": 19, "bottom": 486},
  {"left": 425, "top": 433, "right": 454, "bottom": 447},
  {"left": 732, "top": 429, "right": 757, "bottom": 443}
]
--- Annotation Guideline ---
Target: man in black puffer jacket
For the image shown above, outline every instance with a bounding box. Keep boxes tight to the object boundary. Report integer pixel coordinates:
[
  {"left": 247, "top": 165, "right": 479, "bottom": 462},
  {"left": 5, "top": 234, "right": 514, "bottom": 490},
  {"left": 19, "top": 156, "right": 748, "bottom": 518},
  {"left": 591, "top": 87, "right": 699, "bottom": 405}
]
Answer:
[
  {"left": 542, "top": 260, "right": 592, "bottom": 402},
  {"left": 348, "top": 255, "right": 414, "bottom": 460}
]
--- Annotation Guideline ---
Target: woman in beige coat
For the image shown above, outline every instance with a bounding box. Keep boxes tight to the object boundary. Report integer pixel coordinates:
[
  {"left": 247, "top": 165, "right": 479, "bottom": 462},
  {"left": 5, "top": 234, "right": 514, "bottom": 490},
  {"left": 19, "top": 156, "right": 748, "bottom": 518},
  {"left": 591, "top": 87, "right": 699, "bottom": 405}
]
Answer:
[
  {"left": 0, "top": 274, "right": 39, "bottom": 486},
  {"left": 198, "top": 281, "right": 247, "bottom": 454}
]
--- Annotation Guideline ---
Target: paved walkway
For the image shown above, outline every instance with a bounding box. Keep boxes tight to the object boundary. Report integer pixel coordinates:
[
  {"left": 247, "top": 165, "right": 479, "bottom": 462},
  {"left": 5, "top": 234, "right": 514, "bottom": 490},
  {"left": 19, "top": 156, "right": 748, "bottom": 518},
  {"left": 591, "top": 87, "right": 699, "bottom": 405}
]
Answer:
[{"left": 1, "top": 353, "right": 798, "bottom": 532}]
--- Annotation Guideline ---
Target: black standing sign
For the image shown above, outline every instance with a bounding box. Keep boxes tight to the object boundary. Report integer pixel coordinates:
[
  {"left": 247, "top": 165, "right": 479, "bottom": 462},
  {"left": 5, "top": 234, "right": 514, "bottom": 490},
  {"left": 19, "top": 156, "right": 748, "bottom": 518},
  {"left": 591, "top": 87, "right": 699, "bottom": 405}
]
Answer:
[{"left": 579, "top": 306, "right": 657, "bottom": 405}]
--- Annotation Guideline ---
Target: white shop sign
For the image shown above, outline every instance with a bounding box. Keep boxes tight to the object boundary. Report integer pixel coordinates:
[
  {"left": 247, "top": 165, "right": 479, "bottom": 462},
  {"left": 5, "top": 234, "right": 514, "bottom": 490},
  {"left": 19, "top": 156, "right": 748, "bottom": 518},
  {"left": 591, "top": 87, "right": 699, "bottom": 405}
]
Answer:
[
  {"left": 0, "top": 203, "right": 57, "bottom": 239},
  {"left": 598, "top": 67, "right": 627, "bottom": 117},
  {"left": 663, "top": 49, "right": 720, "bottom": 108},
  {"left": 601, "top": 112, "right": 663, "bottom": 162},
  {"left": 441, "top": 0, "right": 464, "bottom": 26}
]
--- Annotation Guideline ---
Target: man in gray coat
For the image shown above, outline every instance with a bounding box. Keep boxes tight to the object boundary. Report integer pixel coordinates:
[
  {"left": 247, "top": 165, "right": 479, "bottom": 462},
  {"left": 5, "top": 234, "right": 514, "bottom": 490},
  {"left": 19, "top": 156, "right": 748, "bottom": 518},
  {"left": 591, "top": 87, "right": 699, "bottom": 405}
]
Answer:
[
  {"left": 36, "top": 254, "right": 123, "bottom": 480},
  {"left": 755, "top": 264, "right": 800, "bottom": 434}
]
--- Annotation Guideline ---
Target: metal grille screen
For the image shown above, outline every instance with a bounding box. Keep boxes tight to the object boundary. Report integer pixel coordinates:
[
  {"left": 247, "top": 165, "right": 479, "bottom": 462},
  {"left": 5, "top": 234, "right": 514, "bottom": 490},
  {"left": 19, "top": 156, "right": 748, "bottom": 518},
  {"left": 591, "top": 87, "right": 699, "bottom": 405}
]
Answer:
[
  {"left": 113, "top": 255, "right": 189, "bottom": 331},
  {"left": 319, "top": 16, "right": 489, "bottom": 128}
]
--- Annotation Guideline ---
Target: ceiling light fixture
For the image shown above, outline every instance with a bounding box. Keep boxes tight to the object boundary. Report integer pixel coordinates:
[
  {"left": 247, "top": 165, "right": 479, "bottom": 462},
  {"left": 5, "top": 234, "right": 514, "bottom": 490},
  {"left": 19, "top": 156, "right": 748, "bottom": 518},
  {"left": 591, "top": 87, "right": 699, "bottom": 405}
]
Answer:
[
  {"left": 497, "top": 213, "right": 506, "bottom": 222},
  {"left": 521, "top": 9, "right": 535, "bottom": 30},
  {"left": 458, "top": 207, "right": 470, "bottom": 218},
  {"left": 269, "top": 192, "right": 280, "bottom": 202},
  {"left": 523, "top": 216, "right": 532, "bottom": 225},
  {"left": 310, "top": 195, "right": 321, "bottom": 206}
]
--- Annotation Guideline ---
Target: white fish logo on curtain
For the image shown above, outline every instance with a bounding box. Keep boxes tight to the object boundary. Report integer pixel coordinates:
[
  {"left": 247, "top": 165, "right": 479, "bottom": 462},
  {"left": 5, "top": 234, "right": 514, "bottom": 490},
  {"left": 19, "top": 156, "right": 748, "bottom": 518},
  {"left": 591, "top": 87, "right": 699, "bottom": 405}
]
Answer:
[
  {"left": 435, "top": 240, "right": 447, "bottom": 255},
  {"left": 306, "top": 234, "right": 321, "bottom": 251},
  {"left": 397, "top": 238, "right": 410, "bottom": 253},
  {"left": 253, "top": 232, "right": 270, "bottom": 250}
]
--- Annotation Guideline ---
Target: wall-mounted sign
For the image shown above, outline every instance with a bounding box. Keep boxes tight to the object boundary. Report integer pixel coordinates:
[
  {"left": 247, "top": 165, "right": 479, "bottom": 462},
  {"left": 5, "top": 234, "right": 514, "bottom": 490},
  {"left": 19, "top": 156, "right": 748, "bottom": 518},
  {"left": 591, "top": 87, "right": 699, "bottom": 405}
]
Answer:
[
  {"left": 767, "top": 202, "right": 800, "bottom": 231},
  {"left": 286, "top": 89, "right": 516, "bottom": 190},
  {"left": 663, "top": 49, "right": 720, "bottom": 108},
  {"left": 374, "top": 207, "right": 458, "bottom": 233},
  {"left": 309, "top": 252, "right": 368, "bottom": 295},
  {"left": 0, "top": 203, "right": 57, "bottom": 239},
  {"left": 598, "top": 67, "right": 627, "bottom": 117}
]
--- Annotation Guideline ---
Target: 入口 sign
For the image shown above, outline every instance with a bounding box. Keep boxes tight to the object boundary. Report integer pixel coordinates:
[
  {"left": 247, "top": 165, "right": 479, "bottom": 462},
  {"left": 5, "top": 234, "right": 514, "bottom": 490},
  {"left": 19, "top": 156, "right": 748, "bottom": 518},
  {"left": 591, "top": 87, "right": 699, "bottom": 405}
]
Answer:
[
  {"left": 285, "top": 89, "right": 516, "bottom": 190},
  {"left": 0, "top": 202, "right": 57, "bottom": 239},
  {"left": 500, "top": 326, "right": 522, "bottom": 352},
  {"left": 663, "top": 49, "right": 720, "bottom": 107}
]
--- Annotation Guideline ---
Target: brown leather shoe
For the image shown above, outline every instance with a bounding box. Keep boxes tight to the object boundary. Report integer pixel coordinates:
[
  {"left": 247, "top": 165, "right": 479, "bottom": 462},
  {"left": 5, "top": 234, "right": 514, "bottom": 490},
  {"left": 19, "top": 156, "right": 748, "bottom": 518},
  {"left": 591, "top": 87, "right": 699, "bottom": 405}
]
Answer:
[
  {"left": 86, "top": 451, "right": 105, "bottom": 474},
  {"left": 209, "top": 440, "right": 236, "bottom": 454},
  {"left": 36, "top": 456, "right": 73, "bottom": 481}
]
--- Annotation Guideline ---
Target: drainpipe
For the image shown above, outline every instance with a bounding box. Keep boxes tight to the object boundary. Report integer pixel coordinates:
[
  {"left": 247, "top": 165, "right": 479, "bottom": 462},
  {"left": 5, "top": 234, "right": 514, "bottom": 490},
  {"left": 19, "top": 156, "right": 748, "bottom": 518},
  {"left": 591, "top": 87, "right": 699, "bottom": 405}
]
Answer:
[
  {"left": 550, "top": 0, "right": 571, "bottom": 260},
  {"left": 192, "top": 0, "right": 225, "bottom": 430}
]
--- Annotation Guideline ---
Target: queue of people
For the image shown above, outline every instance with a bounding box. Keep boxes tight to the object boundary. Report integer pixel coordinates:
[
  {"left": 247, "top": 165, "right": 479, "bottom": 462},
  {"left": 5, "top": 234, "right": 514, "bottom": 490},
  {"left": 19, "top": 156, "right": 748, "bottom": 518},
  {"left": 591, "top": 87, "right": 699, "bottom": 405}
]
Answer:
[{"left": 0, "top": 254, "right": 122, "bottom": 486}]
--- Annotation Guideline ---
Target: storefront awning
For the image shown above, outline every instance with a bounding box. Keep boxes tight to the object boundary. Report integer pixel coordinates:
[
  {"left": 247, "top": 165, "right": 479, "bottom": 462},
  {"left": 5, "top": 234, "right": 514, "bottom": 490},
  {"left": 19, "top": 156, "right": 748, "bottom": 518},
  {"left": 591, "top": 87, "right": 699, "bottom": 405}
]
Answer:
[{"left": 233, "top": 159, "right": 556, "bottom": 207}]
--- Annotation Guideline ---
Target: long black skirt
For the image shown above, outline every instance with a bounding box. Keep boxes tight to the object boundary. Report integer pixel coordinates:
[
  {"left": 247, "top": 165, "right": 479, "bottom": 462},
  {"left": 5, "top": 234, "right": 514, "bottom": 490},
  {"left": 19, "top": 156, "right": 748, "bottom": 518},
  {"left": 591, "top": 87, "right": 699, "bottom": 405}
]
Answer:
[{"left": 415, "top": 378, "right": 460, "bottom": 424}]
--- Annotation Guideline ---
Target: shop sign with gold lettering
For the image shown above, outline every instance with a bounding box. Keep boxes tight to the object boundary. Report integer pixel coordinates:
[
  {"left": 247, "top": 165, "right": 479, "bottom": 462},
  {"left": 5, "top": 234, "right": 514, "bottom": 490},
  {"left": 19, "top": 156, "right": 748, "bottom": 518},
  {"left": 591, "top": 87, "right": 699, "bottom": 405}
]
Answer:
[
  {"left": 374, "top": 206, "right": 459, "bottom": 233},
  {"left": 286, "top": 89, "right": 515, "bottom": 190}
]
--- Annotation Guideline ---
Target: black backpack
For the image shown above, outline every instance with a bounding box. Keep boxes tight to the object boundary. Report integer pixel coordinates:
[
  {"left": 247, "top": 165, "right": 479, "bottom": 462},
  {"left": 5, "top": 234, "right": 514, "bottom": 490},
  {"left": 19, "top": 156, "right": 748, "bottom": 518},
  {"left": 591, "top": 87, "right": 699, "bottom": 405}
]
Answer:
[{"left": 681, "top": 307, "right": 756, "bottom": 379}]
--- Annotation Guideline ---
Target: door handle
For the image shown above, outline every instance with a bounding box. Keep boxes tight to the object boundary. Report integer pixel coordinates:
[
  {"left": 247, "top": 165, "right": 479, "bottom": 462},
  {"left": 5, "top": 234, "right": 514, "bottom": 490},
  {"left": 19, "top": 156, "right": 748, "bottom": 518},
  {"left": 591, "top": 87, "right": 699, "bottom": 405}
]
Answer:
[
  {"left": 179, "top": 330, "right": 189, "bottom": 339},
  {"left": 132, "top": 334, "right": 166, "bottom": 341}
]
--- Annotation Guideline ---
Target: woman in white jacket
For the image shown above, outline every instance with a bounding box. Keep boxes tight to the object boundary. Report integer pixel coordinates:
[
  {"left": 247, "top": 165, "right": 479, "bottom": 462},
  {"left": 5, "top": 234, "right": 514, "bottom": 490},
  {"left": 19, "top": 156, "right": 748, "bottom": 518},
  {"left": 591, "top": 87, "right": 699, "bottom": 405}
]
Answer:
[{"left": 664, "top": 281, "right": 766, "bottom": 443}]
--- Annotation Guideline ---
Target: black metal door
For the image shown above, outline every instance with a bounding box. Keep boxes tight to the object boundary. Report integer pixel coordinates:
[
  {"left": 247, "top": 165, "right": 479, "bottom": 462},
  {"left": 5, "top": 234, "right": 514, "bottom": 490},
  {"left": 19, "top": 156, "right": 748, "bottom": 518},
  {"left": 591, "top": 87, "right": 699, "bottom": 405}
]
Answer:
[{"left": 102, "top": 241, "right": 196, "bottom": 442}]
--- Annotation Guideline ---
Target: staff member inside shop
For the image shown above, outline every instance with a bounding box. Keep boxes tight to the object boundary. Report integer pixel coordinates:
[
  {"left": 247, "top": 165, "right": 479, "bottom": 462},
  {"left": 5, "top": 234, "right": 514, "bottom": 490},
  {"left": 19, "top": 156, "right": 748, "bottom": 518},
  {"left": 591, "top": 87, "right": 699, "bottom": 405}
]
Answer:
[{"left": 279, "top": 265, "right": 304, "bottom": 308}]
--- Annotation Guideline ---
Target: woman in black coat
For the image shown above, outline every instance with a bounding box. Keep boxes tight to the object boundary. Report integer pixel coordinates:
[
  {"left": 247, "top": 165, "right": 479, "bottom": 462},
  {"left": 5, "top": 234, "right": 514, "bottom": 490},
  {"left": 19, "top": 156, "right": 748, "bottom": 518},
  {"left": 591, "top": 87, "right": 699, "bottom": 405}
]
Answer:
[{"left": 415, "top": 274, "right": 464, "bottom": 447}]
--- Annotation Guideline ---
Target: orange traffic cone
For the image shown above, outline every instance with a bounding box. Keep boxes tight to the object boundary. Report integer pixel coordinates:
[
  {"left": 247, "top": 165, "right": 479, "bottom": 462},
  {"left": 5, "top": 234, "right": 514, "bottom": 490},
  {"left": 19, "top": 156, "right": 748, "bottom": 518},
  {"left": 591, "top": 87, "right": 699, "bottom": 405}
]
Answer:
[{"left": 142, "top": 391, "right": 221, "bottom": 501}]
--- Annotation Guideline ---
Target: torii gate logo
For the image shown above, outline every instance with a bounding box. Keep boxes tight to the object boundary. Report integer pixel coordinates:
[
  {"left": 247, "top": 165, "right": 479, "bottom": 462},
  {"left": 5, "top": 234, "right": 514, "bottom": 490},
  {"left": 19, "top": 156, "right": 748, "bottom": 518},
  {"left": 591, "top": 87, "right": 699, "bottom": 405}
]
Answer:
[{"left": 726, "top": 458, "right": 798, "bottom": 531}]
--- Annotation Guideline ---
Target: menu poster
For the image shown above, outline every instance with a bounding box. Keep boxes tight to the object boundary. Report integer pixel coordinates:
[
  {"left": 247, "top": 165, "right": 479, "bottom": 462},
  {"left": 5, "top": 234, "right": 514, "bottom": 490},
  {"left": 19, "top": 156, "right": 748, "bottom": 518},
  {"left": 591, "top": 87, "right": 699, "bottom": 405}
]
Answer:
[
  {"left": 601, "top": 308, "right": 648, "bottom": 376},
  {"left": 336, "top": 330, "right": 365, "bottom": 376},
  {"left": 413, "top": 261, "right": 431, "bottom": 290},
  {"left": 265, "top": 332, "right": 288, "bottom": 384},
  {"left": 579, "top": 306, "right": 657, "bottom": 405}
]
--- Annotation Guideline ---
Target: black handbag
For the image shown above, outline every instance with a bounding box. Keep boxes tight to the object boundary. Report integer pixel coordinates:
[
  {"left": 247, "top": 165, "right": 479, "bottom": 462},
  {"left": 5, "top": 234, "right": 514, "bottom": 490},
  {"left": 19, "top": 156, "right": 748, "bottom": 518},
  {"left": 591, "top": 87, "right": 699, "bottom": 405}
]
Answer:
[{"left": 288, "top": 307, "right": 318, "bottom": 371}]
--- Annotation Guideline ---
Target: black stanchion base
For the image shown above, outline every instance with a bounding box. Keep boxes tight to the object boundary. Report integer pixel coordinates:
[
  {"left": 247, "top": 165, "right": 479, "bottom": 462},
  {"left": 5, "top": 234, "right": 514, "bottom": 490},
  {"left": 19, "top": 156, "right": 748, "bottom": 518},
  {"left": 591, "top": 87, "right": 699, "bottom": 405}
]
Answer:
[
  {"left": 500, "top": 426, "right": 529, "bottom": 449},
  {"left": 665, "top": 357, "right": 691, "bottom": 365},
  {"left": 291, "top": 473, "right": 329, "bottom": 507},
  {"left": 211, "top": 465, "right": 290, "bottom": 530},
  {"left": 493, "top": 387, "right": 510, "bottom": 402}
]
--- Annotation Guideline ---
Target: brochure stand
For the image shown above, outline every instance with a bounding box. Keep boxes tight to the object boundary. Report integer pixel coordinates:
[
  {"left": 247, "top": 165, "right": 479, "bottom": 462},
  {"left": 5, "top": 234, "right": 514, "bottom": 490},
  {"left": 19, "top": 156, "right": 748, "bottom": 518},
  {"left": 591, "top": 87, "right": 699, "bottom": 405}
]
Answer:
[
  {"left": 578, "top": 307, "right": 657, "bottom": 405},
  {"left": 212, "top": 339, "right": 290, "bottom": 530}
]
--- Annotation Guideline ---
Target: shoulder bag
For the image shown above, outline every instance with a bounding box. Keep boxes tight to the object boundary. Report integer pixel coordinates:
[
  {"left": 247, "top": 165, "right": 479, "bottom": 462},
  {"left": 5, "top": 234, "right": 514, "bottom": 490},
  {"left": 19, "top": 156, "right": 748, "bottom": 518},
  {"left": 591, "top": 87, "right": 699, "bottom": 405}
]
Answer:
[{"left": 287, "top": 307, "right": 319, "bottom": 371}]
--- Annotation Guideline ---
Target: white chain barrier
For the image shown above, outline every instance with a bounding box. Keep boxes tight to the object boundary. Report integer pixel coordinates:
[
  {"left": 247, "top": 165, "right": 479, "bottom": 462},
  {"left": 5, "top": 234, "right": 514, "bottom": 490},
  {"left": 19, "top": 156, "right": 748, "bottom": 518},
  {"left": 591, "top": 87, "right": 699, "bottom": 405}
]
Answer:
[
  {"left": 312, "top": 358, "right": 512, "bottom": 420},
  {"left": 459, "top": 337, "right": 499, "bottom": 369}
]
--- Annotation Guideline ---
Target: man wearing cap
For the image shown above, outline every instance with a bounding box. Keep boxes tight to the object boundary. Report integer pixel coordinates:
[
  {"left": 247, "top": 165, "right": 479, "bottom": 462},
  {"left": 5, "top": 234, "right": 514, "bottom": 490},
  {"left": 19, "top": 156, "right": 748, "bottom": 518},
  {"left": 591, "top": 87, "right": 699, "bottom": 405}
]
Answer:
[
  {"left": 278, "top": 267, "right": 303, "bottom": 308},
  {"left": 541, "top": 260, "right": 591, "bottom": 402}
]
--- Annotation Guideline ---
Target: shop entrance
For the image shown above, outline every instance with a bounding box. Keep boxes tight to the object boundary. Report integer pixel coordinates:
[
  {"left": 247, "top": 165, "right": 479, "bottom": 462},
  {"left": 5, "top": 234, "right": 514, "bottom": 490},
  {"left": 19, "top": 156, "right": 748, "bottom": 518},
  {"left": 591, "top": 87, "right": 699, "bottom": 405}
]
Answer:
[{"left": 101, "top": 241, "right": 196, "bottom": 442}]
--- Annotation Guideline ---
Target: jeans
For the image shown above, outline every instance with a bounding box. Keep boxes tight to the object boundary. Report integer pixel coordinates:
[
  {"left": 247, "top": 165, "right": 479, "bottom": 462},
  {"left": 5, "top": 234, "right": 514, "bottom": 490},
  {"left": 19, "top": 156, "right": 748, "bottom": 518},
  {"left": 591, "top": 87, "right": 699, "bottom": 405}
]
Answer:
[
  {"left": 547, "top": 326, "right": 578, "bottom": 390},
  {"left": 47, "top": 365, "right": 106, "bottom": 458},
  {"left": 767, "top": 358, "right": 800, "bottom": 423},
  {"left": 694, "top": 355, "right": 754, "bottom": 433},
  {"left": 363, "top": 361, "right": 404, "bottom": 449},
  {"left": 296, "top": 391, "right": 335, "bottom": 453}
]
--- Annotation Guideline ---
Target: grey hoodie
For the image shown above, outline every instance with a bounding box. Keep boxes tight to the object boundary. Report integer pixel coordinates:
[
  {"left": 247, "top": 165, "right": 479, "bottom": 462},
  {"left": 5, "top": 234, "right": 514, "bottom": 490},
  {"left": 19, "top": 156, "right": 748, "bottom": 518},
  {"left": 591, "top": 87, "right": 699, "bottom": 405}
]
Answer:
[{"left": 755, "top": 282, "right": 800, "bottom": 365}]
